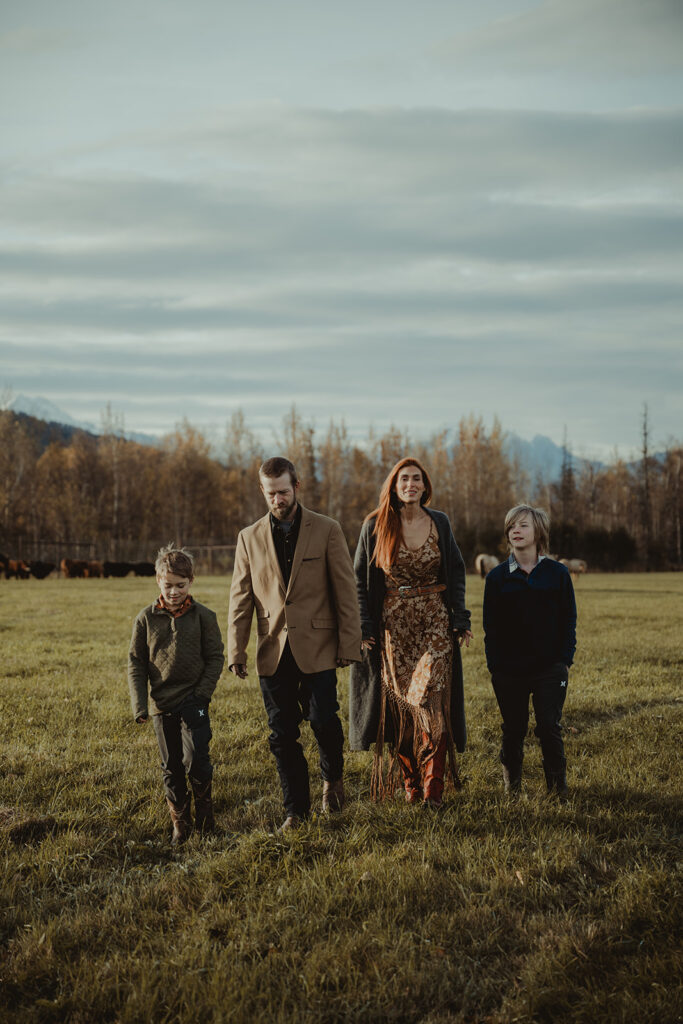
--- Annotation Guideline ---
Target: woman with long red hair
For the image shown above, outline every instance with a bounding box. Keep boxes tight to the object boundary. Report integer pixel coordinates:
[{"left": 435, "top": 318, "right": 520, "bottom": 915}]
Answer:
[{"left": 349, "top": 457, "right": 472, "bottom": 807}]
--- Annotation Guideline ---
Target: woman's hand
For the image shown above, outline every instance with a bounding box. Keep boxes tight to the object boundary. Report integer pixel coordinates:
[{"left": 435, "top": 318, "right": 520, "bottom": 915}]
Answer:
[
  {"left": 455, "top": 629, "right": 473, "bottom": 649},
  {"left": 361, "top": 637, "right": 376, "bottom": 651}
]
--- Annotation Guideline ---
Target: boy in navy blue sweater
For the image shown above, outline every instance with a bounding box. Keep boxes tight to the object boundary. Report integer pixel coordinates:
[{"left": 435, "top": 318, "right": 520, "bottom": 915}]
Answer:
[{"left": 483, "top": 505, "right": 576, "bottom": 799}]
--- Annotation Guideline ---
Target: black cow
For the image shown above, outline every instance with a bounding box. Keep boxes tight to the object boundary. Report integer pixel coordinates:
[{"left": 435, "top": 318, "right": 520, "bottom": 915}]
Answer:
[
  {"left": 131, "top": 561, "right": 156, "bottom": 577},
  {"left": 29, "top": 561, "right": 56, "bottom": 579},
  {"left": 103, "top": 561, "right": 133, "bottom": 577}
]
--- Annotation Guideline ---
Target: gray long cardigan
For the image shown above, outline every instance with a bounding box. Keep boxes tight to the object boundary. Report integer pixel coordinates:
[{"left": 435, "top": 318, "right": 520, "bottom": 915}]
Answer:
[{"left": 348, "top": 507, "right": 471, "bottom": 753}]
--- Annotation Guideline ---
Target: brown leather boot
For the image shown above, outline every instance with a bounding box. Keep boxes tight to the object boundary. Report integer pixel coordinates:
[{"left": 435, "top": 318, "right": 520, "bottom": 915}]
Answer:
[
  {"left": 397, "top": 751, "right": 422, "bottom": 805},
  {"left": 166, "top": 796, "right": 193, "bottom": 845},
  {"left": 423, "top": 733, "right": 448, "bottom": 809},
  {"left": 190, "top": 777, "right": 215, "bottom": 833},
  {"left": 321, "top": 778, "right": 345, "bottom": 813}
]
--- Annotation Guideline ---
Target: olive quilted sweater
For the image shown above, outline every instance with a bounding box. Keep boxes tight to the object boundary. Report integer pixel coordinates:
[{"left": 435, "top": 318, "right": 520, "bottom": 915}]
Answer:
[{"left": 128, "top": 599, "right": 225, "bottom": 719}]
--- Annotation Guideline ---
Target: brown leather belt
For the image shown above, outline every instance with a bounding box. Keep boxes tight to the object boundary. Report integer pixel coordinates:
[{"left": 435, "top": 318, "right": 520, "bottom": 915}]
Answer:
[{"left": 385, "top": 583, "right": 446, "bottom": 598}]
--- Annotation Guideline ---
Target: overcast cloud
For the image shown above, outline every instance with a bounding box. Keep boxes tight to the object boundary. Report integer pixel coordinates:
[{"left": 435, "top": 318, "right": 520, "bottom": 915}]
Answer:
[{"left": 1, "top": 0, "right": 682, "bottom": 460}]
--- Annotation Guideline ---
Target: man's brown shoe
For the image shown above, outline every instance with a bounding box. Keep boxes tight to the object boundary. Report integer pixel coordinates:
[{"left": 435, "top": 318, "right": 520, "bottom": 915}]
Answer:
[{"left": 322, "top": 778, "right": 345, "bottom": 813}]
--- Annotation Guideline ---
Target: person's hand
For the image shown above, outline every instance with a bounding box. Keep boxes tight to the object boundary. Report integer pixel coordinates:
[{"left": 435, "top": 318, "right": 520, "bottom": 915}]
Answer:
[
  {"left": 229, "top": 663, "right": 248, "bottom": 679},
  {"left": 136, "top": 713, "right": 149, "bottom": 724},
  {"left": 455, "top": 629, "right": 474, "bottom": 649},
  {"left": 361, "top": 637, "right": 376, "bottom": 651},
  {"left": 336, "top": 658, "right": 351, "bottom": 668}
]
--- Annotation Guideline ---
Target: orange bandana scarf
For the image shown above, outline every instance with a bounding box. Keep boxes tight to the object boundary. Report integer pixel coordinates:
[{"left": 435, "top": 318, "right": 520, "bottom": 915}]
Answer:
[{"left": 155, "top": 595, "right": 193, "bottom": 618}]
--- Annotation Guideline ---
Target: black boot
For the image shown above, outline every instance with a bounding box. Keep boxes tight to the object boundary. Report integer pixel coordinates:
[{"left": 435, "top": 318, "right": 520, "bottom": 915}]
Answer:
[
  {"left": 544, "top": 759, "right": 569, "bottom": 802},
  {"left": 502, "top": 764, "right": 522, "bottom": 794},
  {"left": 190, "top": 777, "right": 215, "bottom": 833}
]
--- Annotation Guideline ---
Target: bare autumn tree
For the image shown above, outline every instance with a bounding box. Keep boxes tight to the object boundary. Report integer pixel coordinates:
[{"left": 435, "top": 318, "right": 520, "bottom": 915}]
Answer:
[
  {"left": 318, "top": 419, "right": 352, "bottom": 522},
  {"left": 160, "top": 421, "right": 227, "bottom": 544},
  {"left": 0, "top": 411, "right": 38, "bottom": 551},
  {"left": 662, "top": 444, "right": 682, "bottom": 566},
  {"left": 449, "top": 415, "right": 515, "bottom": 561},
  {"left": 278, "top": 405, "right": 320, "bottom": 508},
  {"left": 99, "top": 404, "right": 127, "bottom": 558},
  {"left": 640, "top": 404, "right": 654, "bottom": 570},
  {"left": 223, "top": 409, "right": 264, "bottom": 538}
]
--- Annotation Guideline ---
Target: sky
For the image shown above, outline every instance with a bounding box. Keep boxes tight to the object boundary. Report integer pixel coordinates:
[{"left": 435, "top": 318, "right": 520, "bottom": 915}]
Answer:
[{"left": 1, "top": 0, "right": 682, "bottom": 461}]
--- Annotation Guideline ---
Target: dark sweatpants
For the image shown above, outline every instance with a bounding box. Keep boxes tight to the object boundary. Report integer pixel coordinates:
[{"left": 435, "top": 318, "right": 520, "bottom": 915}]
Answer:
[
  {"left": 151, "top": 696, "right": 213, "bottom": 805},
  {"left": 259, "top": 642, "right": 343, "bottom": 819},
  {"left": 491, "top": 662, "right": 568, "bottom": 777}
]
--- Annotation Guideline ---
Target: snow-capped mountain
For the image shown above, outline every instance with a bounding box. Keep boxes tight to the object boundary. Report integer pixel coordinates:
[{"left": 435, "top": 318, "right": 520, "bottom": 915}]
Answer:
[
  {"left": 9, "top": 394, "right": 99, "bottom": 433},
  {"left": 7, "top": 394, "right": 157, "bottom": 446}
]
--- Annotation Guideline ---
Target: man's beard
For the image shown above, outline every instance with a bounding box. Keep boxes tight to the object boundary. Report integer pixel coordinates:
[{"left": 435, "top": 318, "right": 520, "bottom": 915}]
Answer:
[{"left": 271, "top": 500, "right": 296, "bottom": 521}]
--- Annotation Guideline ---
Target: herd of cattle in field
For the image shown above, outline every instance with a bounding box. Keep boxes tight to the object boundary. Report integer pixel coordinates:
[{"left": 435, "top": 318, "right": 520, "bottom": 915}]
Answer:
[
  {"left": 474, "top": 553, "right": 588, "bottom": 581},
  {"left": 0, "top": 554, "right": 156, "bottom": 580},
  {"left": 2, "top": 550, "right": 587, "bottom": 581}
]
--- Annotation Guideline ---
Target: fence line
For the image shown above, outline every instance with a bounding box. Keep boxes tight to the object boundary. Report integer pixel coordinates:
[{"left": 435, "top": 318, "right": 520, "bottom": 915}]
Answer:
[{"left": 5, "top": 540, "right": 237, "bottom": 575}]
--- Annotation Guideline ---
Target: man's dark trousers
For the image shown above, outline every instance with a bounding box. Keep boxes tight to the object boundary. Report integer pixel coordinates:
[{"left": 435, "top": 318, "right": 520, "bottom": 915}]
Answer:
[
  {"left": 491, "top": 663, "right": 568, "bottom": 778},
  {"left": 151, "top": 697, "right": 213, "bottom": 805},
  {"left": 259, "top": 641, "right": 343, "bottom": 818}
]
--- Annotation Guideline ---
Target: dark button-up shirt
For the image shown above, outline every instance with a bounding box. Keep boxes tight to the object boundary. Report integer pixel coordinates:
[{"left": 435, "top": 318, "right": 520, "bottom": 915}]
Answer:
[{"left": 269, "top": 504, "right": 302, "bottom": 587}]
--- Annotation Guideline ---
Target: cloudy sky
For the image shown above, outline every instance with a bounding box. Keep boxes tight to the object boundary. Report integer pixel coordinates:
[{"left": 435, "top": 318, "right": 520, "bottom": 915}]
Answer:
[{"left": 1, "top": 0, "right": 682, "bottom": 459}]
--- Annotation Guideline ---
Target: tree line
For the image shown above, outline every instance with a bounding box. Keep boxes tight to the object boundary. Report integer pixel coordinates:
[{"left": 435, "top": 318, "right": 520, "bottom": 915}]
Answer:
[{"left": 0, "top": 404, "right": 680, "bottom": 571}]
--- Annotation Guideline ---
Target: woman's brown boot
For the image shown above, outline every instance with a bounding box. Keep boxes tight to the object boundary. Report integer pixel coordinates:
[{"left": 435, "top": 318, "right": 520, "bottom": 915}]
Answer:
[
  {"left": 423, "top": 733, "right": 448, "bottom": 808},
  {"left": 398, "top": 751, "right": 422, "bottom": 804}
]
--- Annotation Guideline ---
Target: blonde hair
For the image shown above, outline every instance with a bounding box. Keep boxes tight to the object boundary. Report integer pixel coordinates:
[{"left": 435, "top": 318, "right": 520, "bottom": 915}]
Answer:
[
  {"left": 504, "top": 505, "right": 550, "bottom": 555},
  {"left": 155, "top": 542, "right": 195, "bottom": 578}
]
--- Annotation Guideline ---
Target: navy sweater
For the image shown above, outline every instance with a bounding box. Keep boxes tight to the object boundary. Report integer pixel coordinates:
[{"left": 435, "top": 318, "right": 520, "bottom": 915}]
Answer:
[{"left": 483, "top": 556, "right": 577, "bottom": 676}]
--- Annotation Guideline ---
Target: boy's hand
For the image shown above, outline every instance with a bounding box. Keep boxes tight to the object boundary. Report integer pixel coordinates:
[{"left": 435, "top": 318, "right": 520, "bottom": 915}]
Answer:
[
  {"left": 229, "top": 663, "right": 248, "bottom": 679},
  {"left": 136, "top": 713, "right": 149, "bottom": 724}
]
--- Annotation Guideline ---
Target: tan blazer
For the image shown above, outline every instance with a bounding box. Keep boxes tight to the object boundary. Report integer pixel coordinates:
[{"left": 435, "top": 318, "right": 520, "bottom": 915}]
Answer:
[{"left": 227, "top": 505, "right": 362, "bottom": 676}]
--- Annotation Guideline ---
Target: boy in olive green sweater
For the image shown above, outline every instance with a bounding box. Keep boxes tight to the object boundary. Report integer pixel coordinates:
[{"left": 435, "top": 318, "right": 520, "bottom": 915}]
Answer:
[{"left": 128, "top": 544, "right": 224, "bottom": 843}]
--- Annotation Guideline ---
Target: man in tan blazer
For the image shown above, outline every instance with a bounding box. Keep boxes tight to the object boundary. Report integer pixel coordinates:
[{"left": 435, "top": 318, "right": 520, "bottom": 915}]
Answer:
[{"left": 227, "top": 456, "right": 361, "bottom": 830}]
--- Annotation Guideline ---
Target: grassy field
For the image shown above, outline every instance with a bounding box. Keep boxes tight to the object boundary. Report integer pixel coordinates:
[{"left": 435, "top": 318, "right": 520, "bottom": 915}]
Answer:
[{"left": 0, "top": 572, "right": 681, "bottom": 1024}]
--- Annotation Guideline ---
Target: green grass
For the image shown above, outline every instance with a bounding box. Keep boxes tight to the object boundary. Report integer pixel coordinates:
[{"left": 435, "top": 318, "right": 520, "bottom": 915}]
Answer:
[{"left": 1, "top": 573, "right": 681, "bottom": 1023}]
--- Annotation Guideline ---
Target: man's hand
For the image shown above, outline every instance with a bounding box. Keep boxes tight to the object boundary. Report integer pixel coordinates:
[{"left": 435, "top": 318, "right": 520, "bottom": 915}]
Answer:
[
  {"left": 455, "top": 629, "right": 474, "bottom": 649},
  {"left": 229, "top": 663, "right": 248, "bottom": 679},
  {"left": 361, "top": 637, "right": 376, "bottom": 651},
  {"left": 336, "top": 658, "right": 351, "bottom": 668}
]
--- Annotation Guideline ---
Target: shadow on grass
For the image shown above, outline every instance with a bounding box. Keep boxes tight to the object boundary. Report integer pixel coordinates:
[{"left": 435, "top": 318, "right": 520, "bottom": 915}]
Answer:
[{"left": 565, "top": 695, "right": 682, "bottom": 732}]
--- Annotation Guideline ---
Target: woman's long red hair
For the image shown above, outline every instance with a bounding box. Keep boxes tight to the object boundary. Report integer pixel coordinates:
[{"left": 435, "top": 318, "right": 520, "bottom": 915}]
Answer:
[{"left": 367, "top": 457, "right": 433, "bottom": 571}]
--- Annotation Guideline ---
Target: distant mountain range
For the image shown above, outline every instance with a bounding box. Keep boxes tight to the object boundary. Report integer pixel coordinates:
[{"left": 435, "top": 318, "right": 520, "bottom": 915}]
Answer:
[
  {"left": 7, "top": 393, "right": 159, "bottom": 447},
  {"left": 7, "top": 393, "right": 616, "bottom": 481},
  {"left": 503, "top": 433, "right": 604, "bottom": 481}
]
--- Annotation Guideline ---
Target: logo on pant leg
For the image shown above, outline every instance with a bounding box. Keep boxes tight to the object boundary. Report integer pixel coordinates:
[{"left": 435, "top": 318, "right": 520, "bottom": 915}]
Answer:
[
  {"left": 198, "top": 708, "right": 205, "bottom": 716},
  {"left": 560, "top": 680, "right": 567, "bottom": 687}
]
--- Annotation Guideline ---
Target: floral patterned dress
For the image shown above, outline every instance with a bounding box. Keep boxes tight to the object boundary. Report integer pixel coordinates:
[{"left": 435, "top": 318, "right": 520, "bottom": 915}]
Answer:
[{"left": 379, "top": 523, "right": 453, "bottom": 779}]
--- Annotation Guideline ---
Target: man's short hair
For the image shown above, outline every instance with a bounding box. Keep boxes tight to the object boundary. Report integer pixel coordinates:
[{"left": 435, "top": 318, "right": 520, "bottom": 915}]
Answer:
[
  {"left": 504, "top": 505, "right": 550, "bottom": 555},
  {"left": 155, "top": 542, "right": 195, "bottom": 578},
  {"left": 259, "top": 457, "right": 298, "bottom": 487}
]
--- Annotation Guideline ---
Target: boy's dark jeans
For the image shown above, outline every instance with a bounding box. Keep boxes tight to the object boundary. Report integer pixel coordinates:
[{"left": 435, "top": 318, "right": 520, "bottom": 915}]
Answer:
[
  {"left": 491, "top": 663, "right": 568, "bottom": 777},
  {"left": 259, "top": 642, "right": 344, "bottom": 819},
  {"left": 151, "top": 696, "right": 213, "bottom": 805}
]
